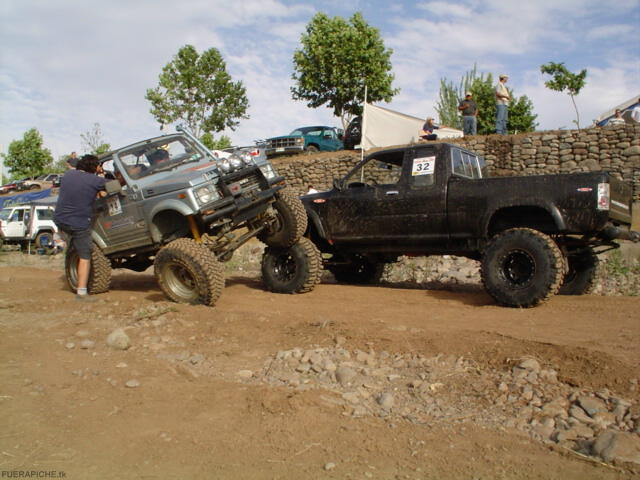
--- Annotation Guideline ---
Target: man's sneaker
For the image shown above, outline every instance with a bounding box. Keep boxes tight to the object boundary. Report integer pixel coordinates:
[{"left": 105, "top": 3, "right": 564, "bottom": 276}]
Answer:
[{"left": 75, "top": 294, "right": 97, "bottom": 303}]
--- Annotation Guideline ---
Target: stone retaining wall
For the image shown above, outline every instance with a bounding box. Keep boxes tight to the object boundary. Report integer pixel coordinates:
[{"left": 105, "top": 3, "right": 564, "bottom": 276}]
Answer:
[{"left": 271, "top": 123, "right": 640, "bottom": 202}]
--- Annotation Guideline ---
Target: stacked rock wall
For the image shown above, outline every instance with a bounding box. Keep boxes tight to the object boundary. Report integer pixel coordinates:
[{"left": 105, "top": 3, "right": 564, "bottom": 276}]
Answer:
[{"left": 271, "top": 123, "right": 640, "bottom": 201}]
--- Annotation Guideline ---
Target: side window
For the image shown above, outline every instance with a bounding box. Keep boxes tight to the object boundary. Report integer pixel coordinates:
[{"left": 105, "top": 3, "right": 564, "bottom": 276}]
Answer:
[
  {"left": 37, "top": 208, "right": 54, "bottom": 220},
  {"left": 10, "top": 209, "right": 24, "bottom": 222},
  {"left": 410, "top": 154, "right": 436, "bottom": 188},
  {"left": 345, "top": 153, "right": 403, "bottom": 186},
  {"left": 451, "top": 149, "right": 482, "bottom": 179}
]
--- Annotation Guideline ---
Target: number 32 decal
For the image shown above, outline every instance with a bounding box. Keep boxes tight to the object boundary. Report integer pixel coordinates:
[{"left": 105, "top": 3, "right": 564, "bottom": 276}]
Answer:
[{"left": 412, "top": 156, "right": 436, "bottom": 176}]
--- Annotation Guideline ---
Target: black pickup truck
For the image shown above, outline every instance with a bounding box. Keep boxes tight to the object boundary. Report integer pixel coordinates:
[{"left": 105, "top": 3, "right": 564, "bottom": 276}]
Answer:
[{"left": 262, "top": 142, "right": 639, "bottom": 307}]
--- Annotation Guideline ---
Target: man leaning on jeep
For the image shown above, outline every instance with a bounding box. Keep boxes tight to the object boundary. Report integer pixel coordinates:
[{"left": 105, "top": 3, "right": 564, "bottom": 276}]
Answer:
[{"left": 54, "top": 155, "right": 107, "bottom": 301}]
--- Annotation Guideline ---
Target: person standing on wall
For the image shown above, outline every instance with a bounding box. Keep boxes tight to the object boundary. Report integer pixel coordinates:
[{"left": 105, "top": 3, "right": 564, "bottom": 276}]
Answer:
[
  {"left": 66, "top": 151, "right": 79, "bottom": 169},
  {"left": 458, "top": 92, "right": 478, "bottom": 136},
  {"left": 495, "top": 74, "right": 510, "bottom": 135},
  {"left": 54, "top": 155, "right": 106, "bottom": 301}
]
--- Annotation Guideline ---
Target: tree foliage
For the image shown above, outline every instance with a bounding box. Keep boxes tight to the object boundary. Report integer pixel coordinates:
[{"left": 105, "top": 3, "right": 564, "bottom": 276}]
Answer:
[
  {"left": 146, "top": 45, "right": 249, "bottom": 137},
  {"left": 291, "top": 12, "right": 398, "bottom": 128},
  {"left": 2, "top": 128, "right": 53, "bottom": 179},
  {"left": 81, "top": 122, "right": 111, "bottom": 155},
  {"left": 436, "top": 68, "right": 538, "bottom": 135},
  {"left": 200, "top": 132, "right": 232, "bottom": 151},
  {"left": 540, "top": 62, "right": 587, "bottom": 129}
]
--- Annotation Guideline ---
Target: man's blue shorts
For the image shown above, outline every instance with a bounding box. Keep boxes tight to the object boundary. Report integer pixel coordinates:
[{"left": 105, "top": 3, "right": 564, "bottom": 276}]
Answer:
[{"left": 55, "top": 222, "right": 93, "bottom": 260}]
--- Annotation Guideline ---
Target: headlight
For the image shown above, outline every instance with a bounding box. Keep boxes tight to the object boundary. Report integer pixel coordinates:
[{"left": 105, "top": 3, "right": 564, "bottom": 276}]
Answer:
[
  {"left": 295, "top": 138, "right": 304, "bottom": 144},
  {"left": 240, "top": 152, "right": 254, "bottom": 166},
  {"left": 229, "top": 154, "right": 244, "bottom": 170},
  {"left": 219, "top": 158, "right": 232, "bottom": 174},
  {"left": 260, "top": 164, "right": 278, "bottom": 180},
  {"left": 194, "top": 184, "right": 220, "bottom": 205}
]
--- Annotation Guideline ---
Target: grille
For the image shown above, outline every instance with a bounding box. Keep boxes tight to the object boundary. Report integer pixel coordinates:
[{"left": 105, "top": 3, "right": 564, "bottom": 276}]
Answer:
[
  {"left": 268, "top": 138, "right": 298, "bottom": 148},
  {"left": 236, "top": 173, "right": 263, "bottom": 194}
]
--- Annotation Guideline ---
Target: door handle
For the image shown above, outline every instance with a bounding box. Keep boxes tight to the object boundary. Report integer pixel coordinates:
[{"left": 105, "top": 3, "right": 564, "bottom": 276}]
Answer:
[{"left": 385, "top": 190, "right": 399, "bottom": 195}]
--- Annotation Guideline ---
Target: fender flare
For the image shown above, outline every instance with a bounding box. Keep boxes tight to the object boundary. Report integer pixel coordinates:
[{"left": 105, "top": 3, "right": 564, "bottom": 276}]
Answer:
[{"left": 482, "top": 201, "right": 566, "bottom": 237}]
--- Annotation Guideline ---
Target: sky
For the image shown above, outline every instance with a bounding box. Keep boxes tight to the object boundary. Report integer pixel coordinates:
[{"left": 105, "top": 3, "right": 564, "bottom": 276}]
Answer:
[{"left": 1, "top": 0, "right": 639, "bottom": 171}]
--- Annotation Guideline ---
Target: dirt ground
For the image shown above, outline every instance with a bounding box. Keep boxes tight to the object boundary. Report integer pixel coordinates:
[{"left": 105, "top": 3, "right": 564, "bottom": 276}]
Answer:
[{"left": 0, "top": 251, "right": 639, "bottom": 480}]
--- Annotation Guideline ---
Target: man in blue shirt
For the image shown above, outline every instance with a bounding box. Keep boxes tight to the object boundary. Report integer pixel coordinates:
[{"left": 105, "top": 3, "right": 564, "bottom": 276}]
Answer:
[{"left": 54, "top": 155, "right": 106, "bottom": 300}]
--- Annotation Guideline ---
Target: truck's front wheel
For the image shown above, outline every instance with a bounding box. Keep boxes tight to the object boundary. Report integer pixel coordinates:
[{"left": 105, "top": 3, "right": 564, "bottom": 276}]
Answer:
[
  {"left": 559, "top": 247, "right": 598, "bottom": 295},
  {"left": 481, "top": 228, "right": 564, "bottom": 308},
  {"left": 258, "top": 187, "right": 307, "bottom": 248},
  {"left": 65, "top": 244, "right": 111, "bottom": 294},
  {"left": 261, "top": 237, "right": 322, "bottom": 293},
  {"left": 154, "top": 238, "right": 224, "bottom": 306}
]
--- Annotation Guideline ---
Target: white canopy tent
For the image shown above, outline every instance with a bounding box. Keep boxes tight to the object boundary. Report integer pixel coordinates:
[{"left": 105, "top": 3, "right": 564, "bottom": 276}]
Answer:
[{"left": 360, "top": 103, "right": 463, "bottom": 151}]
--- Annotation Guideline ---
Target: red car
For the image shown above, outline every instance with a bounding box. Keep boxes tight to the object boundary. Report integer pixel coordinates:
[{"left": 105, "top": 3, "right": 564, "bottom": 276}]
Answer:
[{"left": 0, "top": 182, "right": 18, "bottom": 195}]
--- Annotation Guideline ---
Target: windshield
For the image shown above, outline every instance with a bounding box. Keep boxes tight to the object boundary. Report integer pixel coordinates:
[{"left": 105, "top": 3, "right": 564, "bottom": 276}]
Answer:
[
  {"left": 114, "top": 138, "right": 204, "bottom": 180},
  {"left": 0, "top": 209, "right": 12, "bottom": 221}
]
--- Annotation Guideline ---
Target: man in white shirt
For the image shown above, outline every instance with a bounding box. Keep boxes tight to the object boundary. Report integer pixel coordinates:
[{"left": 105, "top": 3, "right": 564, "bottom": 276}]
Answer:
[{"left": 495, "top": 74, "right": 510, "bottom": 135}]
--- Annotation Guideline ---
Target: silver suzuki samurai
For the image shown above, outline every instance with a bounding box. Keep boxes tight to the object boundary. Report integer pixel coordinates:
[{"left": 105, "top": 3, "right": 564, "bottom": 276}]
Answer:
[{"left": 65, "top": 126, "right": 321, "bottom": 306}]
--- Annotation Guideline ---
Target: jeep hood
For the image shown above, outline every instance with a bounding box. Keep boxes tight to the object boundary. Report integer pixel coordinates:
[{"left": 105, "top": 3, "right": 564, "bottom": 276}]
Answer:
[{"left": 141, "top": 161, "right": 221, "bottom": 197}]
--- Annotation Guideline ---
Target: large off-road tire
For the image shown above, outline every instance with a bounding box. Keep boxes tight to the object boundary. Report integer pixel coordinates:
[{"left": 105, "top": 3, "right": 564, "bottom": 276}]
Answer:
[
  {"left": 559, "top": 247, "right": 598, "bottom": 295},
  {"left": 261, "top": 237, "right": 322, "bottom": 294},
  {"left": 154, "top": 239, "right": 224, "bottom": 306},
  {"left": 65, "top": 244, "right": 111, "bottom": 294},
  {"left": 481, "top": 228, "right": 564, "bottom": 308},
  {"left": 35, "top": 231, "right": 54, "bottom": 249},
  {"left": 328, "top": 255, "right": 385, "bottom": 285},
  {"left": 154, "top": 238, "right": 224, "bottom": 306},
  {"left": 258, "top": 187, "right": 307, "bottom": 248},
  {"left": 305, "top": 145, "right": 319, "bottom": 153}
]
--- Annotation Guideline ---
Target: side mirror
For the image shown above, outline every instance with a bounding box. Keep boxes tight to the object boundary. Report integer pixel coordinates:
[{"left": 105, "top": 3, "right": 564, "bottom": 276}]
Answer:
[
  {"left": 105, "top": 179, "right": 122, "bottom": 195},
  {"left": 332, "top": 178, "right": 344, "bottom": 191}
]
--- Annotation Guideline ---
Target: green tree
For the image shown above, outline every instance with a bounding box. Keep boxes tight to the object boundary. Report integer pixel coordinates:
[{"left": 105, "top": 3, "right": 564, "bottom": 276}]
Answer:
[
  {"left": 146, "top": 45, "right": 249, "bottom": 137},
  {"left": 81, "top": 122, "right": 111, "bottom": 155},
  {"left": 2, "top": 128, "right": 53, "bottom": 179},
  {"left": 291, "top": 12, "right": 398, "bottom": 128},
  {"left": 540, "top": 62, "right": 587, "bottom": 129},
  {"left": 200, "top": 132, "right": 232, "bottom": 150},
  {"left": 436, "top": 69, "right": 538, "bottom": 135}
]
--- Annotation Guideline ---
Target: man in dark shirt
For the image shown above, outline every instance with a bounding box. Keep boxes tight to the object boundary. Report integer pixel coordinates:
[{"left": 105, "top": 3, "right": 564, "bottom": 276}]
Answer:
[
  {"left": 458, "top": 92, "right": 478, "bottom": 136},
  {"left": 54, "top": 155, "right": 107, "bottom": 300}
]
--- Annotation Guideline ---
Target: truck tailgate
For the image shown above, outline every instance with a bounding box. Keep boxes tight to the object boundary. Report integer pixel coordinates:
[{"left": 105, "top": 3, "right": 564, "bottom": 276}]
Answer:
[{"left": 609, "top": 175, "right": 633, "bottom": 224}]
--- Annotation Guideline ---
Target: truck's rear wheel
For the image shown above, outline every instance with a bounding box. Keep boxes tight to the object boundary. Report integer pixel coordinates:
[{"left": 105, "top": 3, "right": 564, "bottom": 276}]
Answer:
[
  {"left": 481, "top": 228, "right": 564, "bottom": 308},
  {"left": 559, "top": 247, "right": 598, "bottom": 295},
  {"left": 35, "top": 231, "right": 54, "bottom": 249},
  {"left": 328, "top": 255, "right": 385, "bottom": 284},
  {"left": 65, "top": 244, "right": 111, "bottom": 294},
  {"left": 261, "top": 237, "right": 322, "bottom": 293},
  {"left": 258, "top": 187, "right": 307, "bottom": 248},
  {"left": 154, "top": 238, "right": 224, "bottom": 306}
]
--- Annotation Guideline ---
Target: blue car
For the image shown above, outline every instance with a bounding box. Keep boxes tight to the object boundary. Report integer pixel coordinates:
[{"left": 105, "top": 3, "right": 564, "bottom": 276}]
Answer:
[{"left": 262, "top": 126, "right": 344, "bottom": 157}]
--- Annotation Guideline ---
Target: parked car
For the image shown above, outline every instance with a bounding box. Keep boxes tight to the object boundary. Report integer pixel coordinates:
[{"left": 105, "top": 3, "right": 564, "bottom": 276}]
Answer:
[
  {"left": 343, "top": 116, "right": 362, "bottom": 150},
  {"left": 36, "top": 173, "right": 62, "bottom": 185},
  {"left": 0, "top": 203, "right": 59, "bottom": 250},
  {"left": 262, "top": 142, "right": 639, "bottom": 307},
  {"left": 261, "top": 126, "right": 344, "bottom": 157},
  {"left": 16, "top": 177, "right": 44, "bottom": 191},
  {"left": 0, "top": 182, "right": 19, "bottom": 195}
]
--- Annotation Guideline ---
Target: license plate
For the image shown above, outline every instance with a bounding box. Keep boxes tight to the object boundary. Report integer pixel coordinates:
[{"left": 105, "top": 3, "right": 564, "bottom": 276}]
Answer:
[{"left": 276, "top": 147, "right": 285, "bottom": 152}]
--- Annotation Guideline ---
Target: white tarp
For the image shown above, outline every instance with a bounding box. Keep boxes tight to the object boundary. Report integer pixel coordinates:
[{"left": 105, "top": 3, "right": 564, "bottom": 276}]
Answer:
[{"left": 361, "top": 103, "right": 463, "bottom": 151}]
